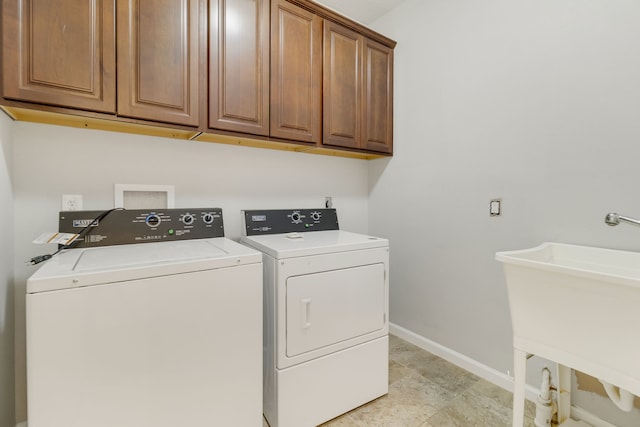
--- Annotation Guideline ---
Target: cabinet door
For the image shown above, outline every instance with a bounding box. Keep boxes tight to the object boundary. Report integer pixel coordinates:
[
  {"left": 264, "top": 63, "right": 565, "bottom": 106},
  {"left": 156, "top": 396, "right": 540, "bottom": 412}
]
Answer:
[
  {"left": 117, "top": 0, "right": 200, "bottom": 126},
  {"left": 2, "top": 0, "right": 116, "bottom": 112},
  {"left": 362, "top": 38, "right": 393, "bottom": 153},
  {"left": 210, "top": 0, "right": 269, "bottom": 136},
  {"left": 270, "top": 0, "right": 322, "bottom": 144},
  {"left": 322, "top": 21, "right": 362, "bottom": 149}
]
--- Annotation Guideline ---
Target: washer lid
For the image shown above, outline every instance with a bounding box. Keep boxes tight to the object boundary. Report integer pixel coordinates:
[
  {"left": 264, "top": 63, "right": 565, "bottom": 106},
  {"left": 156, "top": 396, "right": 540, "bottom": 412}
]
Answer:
[
  {"left": 240, "top": 230, "right": 388, "bottom": 259},
  {"left": 27, "top": 238, "right": 261, "bottom": 293}
]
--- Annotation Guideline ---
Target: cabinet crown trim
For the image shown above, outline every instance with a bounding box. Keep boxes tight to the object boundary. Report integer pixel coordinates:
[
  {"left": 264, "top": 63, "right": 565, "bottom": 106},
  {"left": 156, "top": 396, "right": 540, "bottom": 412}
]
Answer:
[{"left": 286, "top": 0, "right": 397, "bottom": 48}]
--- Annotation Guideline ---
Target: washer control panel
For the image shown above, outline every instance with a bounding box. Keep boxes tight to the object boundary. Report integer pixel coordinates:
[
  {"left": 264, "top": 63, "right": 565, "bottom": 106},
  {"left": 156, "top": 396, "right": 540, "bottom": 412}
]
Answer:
[
  {"left": 59, "top": 208, "right": 224, "bottom": 247},
  {"left": 242, "top": 209, "right": 339, "bottom": 236}
]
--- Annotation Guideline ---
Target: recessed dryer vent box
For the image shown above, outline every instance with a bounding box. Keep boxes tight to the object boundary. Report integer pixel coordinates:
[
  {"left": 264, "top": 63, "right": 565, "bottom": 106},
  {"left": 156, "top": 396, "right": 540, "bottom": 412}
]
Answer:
[{"left": 114, "top": 184, "right": 175, "bottom": 209}]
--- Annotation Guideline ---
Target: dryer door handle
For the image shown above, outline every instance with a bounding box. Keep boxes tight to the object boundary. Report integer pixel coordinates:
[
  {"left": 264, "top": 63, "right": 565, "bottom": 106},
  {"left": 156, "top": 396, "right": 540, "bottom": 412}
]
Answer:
[{"left": 302, "top": 298, "right": 312, "bottom": 329}]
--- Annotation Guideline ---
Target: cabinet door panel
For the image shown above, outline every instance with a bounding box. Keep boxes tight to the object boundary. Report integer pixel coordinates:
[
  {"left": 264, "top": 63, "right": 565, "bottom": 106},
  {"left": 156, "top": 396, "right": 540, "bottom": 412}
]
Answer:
[
  {"left": 362, "top": 38, "right": 393, "bottom": 153},
  {"left": 270, "top": 0, "right": 322, "bottom": 144},
  {"left": 210, "top": 0, "right": 269, "bottom": 135},
  {"left": 117, "top": 0, "right": 200, "bottom": 126},
  {"left": 2, "top": 0, "right": 116, "bottom": 112},
  {"left": 323, "top": 21, "right": 361, "bottom": 149}
]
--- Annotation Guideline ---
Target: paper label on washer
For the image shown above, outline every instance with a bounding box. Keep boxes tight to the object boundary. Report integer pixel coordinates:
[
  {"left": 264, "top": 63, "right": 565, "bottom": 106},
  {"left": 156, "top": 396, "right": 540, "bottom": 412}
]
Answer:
[{"left": 33, "top": 232, "right": 80, "bottom": 245}]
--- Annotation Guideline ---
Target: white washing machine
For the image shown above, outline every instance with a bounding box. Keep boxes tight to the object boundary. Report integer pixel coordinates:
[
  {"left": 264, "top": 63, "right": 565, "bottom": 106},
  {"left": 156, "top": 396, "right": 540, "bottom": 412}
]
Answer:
[
  {"left": 26, "top": 209, "right": 263, "bottom": 427},
  {"left": 240, "top": 208, "right": 389, "bottom": 427}
]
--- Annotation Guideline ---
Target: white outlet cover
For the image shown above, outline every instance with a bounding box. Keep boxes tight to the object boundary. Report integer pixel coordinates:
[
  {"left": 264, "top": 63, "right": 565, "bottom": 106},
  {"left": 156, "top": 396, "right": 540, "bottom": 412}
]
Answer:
[
  {"left": 114, "top": 184, "right": 175, "bottom": 209},
  {"left": 490, "top": 199, "right": 501, "bottom": 216},
  {"left": 62, "top": 194, "right": 83, "bottom": 211}
]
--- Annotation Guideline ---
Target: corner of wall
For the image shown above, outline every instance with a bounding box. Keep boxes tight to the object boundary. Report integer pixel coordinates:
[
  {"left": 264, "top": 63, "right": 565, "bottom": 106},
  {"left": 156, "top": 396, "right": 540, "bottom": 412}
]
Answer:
[{"left": 0, "top": 111, "right": 16, "bottom": 427}]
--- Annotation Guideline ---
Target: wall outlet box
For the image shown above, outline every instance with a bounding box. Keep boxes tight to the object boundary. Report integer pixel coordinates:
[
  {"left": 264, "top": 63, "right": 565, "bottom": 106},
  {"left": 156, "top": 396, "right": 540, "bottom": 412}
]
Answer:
[
  {"left": 62, "top": 194, "right": 83, "bottom": 211},
  {"left": 325, "top": 196, "right": 333, "bottom": 208},
  {"left": 114, "top": 184, "right": 175, "bottom": 209}
]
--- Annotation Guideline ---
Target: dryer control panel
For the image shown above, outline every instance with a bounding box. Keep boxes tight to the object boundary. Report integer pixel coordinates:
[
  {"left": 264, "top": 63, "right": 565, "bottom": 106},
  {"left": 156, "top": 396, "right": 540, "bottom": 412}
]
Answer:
[
  {"left": 242, "top": 209, "right": 339, "bottom": 235},
  {"left": 59, "top": 208, "right": 224, "bottom": 247}
]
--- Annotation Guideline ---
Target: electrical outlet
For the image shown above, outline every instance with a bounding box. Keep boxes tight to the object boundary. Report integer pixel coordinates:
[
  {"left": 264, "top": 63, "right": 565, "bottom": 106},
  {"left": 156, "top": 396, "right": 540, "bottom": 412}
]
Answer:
[
  {"left": 325, "top": 196, "right": 333, "bottom": 209},
  {"left": 62, "top": 194, "right": 83, "bottom": 211},
  {"left": 490, "top": 199, "right": 501, "bottom": 216}
]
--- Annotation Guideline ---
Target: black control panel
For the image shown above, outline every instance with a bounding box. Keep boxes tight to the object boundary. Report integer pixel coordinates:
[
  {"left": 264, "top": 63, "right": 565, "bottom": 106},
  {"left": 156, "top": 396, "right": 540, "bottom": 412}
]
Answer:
[
  {"left": 243, "top": 209, "right": 339, "bottom": 236},
  {"left": 59, "top": 208, "right": 224, "bottom": 248}
]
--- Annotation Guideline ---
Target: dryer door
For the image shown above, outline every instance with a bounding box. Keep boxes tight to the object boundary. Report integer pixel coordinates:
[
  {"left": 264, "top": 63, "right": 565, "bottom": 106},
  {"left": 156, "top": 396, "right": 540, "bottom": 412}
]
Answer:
[{"left": 286, "top": 263, "right": 385, "bottom": 357}]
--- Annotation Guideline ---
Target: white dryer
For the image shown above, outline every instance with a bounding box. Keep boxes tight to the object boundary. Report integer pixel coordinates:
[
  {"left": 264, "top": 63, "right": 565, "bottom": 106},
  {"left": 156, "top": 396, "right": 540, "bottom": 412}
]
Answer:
[
  {"left": 26, "top": 209, "right": 263, "bottom": 427},
  {"left": 241, "top": 209, "right": 389, "bottom": 427}
]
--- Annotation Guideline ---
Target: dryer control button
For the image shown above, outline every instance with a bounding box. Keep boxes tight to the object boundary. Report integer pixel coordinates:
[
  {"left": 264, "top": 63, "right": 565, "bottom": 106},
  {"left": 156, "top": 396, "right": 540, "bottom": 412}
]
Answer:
[
  {"left": 202, "top": 213, "right": 215, "bottom": 224},
  {"left": 290, "top": 212, "right": 302, "bottom": 224}
]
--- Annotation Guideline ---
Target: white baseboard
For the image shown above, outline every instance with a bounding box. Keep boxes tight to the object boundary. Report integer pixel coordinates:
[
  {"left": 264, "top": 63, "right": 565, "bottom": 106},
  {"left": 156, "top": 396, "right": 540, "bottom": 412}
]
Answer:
[
  {"left": 571, "top": 407, "right": 617, "bottom": 427},
  {"left": 389, "top": 322, "right": 540, "bottom": 402},
  {"left": 389, "top": 323, "right": 613, "bottom": 427}
]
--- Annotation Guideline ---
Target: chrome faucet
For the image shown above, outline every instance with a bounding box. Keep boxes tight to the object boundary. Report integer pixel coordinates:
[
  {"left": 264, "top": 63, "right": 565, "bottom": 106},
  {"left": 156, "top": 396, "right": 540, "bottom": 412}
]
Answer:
[{"left": 604, "top": 212, "right": 640, "bottom": 227}]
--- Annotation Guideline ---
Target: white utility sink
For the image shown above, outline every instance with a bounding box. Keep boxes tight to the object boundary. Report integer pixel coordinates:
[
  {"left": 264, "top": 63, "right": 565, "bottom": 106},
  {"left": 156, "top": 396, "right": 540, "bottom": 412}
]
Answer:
[{"left": 496, "top": 242, "right": 640, "bottom": 426}]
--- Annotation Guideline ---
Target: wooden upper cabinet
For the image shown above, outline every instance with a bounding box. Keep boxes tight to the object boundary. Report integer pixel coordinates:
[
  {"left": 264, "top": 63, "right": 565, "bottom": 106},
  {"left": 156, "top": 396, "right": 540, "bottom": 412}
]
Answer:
[
  {"left": 323, "top": 20, "right": 393, "bottom": 154},
  {"left": 362, "top": 38, "right": 393, "bottom": 154},
  {"left": 117, "top": 0, "right": 200, "bottom": 126},
  {"left": 2, "top": 0, "right": 394, "bottom": 157},
  {"left": 270, "top": 0, "right": 322, "bottom": 144},
  {"left": 2, "top": 0, "right": 116, "bottom": 113},
  {"left": 323, "top": 21, "right": 361, "bottom": 149},
  {"left": 210, "top": 0, "right": 269, "bottom": 136}
]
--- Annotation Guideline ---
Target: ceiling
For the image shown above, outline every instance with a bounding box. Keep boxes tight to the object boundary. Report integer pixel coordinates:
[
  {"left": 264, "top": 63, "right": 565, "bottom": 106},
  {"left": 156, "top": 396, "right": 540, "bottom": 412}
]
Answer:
[{"left": 314, "top": 0, "right": 405, "bottom": 25}]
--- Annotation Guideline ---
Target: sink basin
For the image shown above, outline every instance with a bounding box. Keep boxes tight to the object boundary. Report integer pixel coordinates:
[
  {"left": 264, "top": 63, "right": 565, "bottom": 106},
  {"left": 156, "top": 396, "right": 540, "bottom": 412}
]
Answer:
[
  {"left": 497, "top": 242, "right": 640, "bottom": 426},
  {"left": 496, "top": 242, "right": 640, "bottom": 396}
]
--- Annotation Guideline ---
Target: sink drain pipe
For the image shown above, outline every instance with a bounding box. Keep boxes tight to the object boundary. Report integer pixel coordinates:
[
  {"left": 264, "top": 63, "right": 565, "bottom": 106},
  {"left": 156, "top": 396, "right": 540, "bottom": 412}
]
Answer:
[
  {"left": 599, "top": 380, "right": 635, "bottom": 412},
  {"left": 535, "top": 367, "right": 555, "bottom": 427},
  {"left": 534, "top": 368, "right": 636, "bottom": 424}
]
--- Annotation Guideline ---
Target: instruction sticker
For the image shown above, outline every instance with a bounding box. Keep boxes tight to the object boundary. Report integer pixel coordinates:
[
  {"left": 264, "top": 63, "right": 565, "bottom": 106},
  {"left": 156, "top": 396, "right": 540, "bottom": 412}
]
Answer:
[{"left": 33, "top": 232, "right": 80, "bottom": 245}]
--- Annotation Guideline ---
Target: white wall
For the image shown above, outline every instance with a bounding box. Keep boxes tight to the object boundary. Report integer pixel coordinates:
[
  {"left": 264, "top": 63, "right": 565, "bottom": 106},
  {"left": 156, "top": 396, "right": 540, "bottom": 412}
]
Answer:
[
  {"left": 11, "top": 122, "right": 370, "bottom": 422},
  {"left": 0, "top": 112, "right": 15, "bottom": 427},
  {"left": 369, "top": 0, "right": 640, "bottom": 425}
]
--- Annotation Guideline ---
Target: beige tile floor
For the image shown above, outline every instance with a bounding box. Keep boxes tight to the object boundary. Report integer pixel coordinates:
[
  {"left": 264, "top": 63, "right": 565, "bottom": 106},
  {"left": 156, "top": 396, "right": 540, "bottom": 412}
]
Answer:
[{"left": 264, "top": 334, "right": 535, "bottom": 426}]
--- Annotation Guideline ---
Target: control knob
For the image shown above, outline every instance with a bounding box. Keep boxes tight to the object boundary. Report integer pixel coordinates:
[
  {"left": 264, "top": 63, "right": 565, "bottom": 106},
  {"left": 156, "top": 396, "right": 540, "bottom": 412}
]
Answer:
[
  {"left": 202, "top": 213, "right": 215, "bottom": 225},
  {"left": 182, "top": 214, "right": 195, "bottom": 225},
  {"left": 290, "top": 212, "right": 302, "bottom": 224},
  {"left": 310, "top": 211, "right": 321, "bottom": 221},
  {"left": 145, "top": 214, "right": 161, "bottom": 227}
]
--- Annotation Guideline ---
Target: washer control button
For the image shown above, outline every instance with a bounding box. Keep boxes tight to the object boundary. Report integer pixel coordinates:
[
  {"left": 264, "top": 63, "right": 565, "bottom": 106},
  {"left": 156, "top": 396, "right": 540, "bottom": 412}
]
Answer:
[
  {"left": 310, "top": 211, "right": 321, "bottom": 221},
  {"left": 145, "top": 214, "right": 161, "bottom": 227},
  {"left": 182, "top": 214, "right": 195, "bottom": 225}
]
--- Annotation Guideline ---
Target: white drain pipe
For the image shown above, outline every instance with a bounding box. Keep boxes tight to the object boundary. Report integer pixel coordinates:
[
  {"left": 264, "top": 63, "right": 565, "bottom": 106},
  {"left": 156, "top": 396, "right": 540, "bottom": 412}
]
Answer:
[
  {"left": 599, "top": 380, "right": 635, "bottom": 412},
  {"left": 535, "top": 367, "right": 555, "bottom": 427}
]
